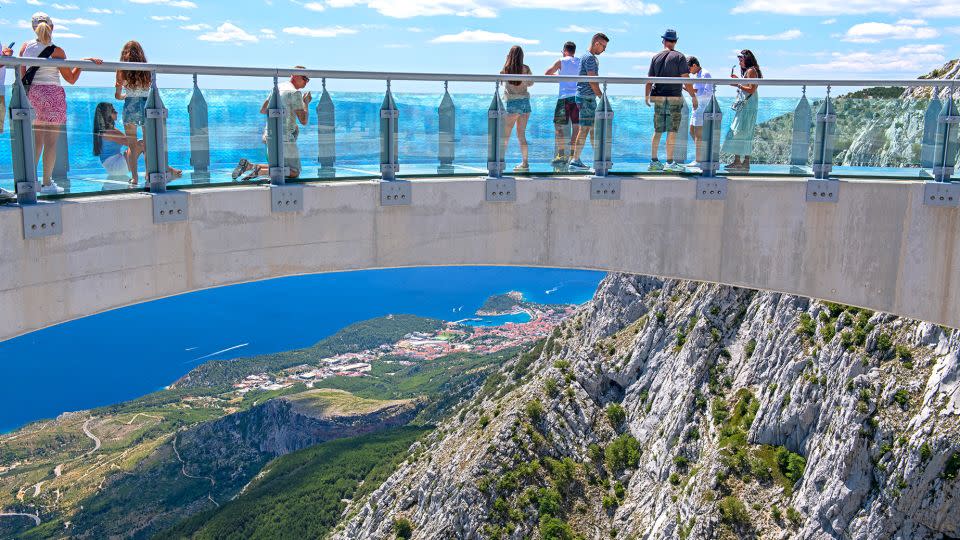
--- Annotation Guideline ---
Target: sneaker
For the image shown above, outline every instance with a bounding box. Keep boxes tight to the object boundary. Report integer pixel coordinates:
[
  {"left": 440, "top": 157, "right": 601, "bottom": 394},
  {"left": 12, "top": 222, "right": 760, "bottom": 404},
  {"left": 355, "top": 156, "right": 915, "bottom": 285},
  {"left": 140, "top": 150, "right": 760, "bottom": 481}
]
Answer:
[
  {"left": 39, "top": 182, "right": 65, "bottom": 195},
  {"left": 513, "top": 163, "right": 530, "bottom": 173},
  {"left": 684, "top": 160, "right": 699, "bottom": 168},
  {"left": 550, "top": 153, "right": 567, "bottom": 166},
  {"left": 0, "top": 188, "right": 14, "bottom": 203},
  {"left": 664, "top": 162, "right": 686, "bottom": 173},
  {"left": 648, "top": 160, "right": 664, "bottom": 172},
  {"left": 568, "top": 158, "right": 588, "bottom": 170}
]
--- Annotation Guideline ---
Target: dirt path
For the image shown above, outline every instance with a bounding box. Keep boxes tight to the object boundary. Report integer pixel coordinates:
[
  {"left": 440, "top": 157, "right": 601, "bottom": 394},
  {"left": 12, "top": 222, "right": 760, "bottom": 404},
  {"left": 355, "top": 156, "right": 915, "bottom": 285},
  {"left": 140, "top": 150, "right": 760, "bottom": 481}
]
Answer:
[
  {"left": 82, "top": 418, "right": 101, "bottom": 456},
  {"left": 172, "top": 434, "right": 218, "bottom": 508},
  {"left": 0, "top": 512, "right": 41, "bottom": 526},
  {"left": 54, "top": 464, "right": 63, "bottom": 477}
]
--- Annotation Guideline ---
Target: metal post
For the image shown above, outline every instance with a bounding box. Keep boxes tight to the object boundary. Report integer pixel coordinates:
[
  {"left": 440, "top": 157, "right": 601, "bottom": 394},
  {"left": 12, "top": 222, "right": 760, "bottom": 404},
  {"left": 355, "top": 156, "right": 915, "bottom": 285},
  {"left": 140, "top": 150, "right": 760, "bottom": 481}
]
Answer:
[
  {"left": 921, "top": 86, "right": 942, "bottom": 175},
  {"left": 671, "top": 97, "right": 689, "bottom": 165},
  {"left": 265, "top": 75, "right": 286, "bottom": 185},
  {"left": 52, "top": 124, "right": 69, "bottom": 188},
  {"left": 698, "top": 94, "right": 722, "bottom": 177},
  {"left": 8, "top": 75, "right": 38, "bottom": 205},
  {"left": 790, "top": 85, "right": 812, "bottom": 174},
  {"left": 812, "top": 86, "right": 836, "bottom": 181},
  {"left": 144, "top": 72, "right": 171, "bottom": 193},
  {"left": 933, "top": 83, "right": 959, "bottom": 183},
  {"left": 592, "top": 83, "right": 613, "bottom": 177},
  {"left": 316, "top": 77, "right": 336, "bottom": 176},
  {"left": 188, "top": 73, "right": 210, "bottom": 183},
  {"left": 379, "top": 79, "right": 399, "bottom": 181},
  {"left": 486, "top": 81, "right": 505, "bottom": 180},
  {"left": 438, "top": 80, "right": 455, "bottom": 174}
]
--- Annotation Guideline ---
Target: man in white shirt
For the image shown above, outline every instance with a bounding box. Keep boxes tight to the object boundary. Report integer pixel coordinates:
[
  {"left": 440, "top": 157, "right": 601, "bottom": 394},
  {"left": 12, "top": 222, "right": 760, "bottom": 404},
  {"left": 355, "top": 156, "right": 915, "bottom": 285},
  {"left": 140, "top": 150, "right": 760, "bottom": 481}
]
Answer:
[
  {"left": 687, "top": 56, "right": 714, "bottom": 167},
  {"left": 0, "top": 42, "right": 13, "bottom": 134},
  {"left": 545, "top": 41, "right": 581, "bottom": 166}
]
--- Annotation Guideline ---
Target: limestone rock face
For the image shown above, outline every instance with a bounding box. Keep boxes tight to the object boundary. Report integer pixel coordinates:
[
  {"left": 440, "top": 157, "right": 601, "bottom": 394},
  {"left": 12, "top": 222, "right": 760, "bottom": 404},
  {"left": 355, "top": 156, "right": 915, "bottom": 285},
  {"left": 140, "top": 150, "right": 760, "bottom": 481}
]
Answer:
[{"left": 334, "top": 274, "right": 960, "bottom": 540}]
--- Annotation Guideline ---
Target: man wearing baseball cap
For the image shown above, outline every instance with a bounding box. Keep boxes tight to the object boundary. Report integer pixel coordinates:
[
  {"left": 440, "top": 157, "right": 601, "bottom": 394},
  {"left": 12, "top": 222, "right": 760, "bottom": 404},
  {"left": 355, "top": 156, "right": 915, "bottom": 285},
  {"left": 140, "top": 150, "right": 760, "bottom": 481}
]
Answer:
[{"left": 645, "top": 28, "right": 698, "bottom": 173}]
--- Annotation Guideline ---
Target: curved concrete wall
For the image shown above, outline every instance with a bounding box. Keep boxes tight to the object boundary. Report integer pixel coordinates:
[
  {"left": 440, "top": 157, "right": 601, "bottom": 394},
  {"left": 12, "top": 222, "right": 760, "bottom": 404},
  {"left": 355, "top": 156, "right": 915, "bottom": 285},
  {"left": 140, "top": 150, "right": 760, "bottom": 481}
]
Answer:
[{"left": 1, "top": 176, "right": 958, "bottom": 342}]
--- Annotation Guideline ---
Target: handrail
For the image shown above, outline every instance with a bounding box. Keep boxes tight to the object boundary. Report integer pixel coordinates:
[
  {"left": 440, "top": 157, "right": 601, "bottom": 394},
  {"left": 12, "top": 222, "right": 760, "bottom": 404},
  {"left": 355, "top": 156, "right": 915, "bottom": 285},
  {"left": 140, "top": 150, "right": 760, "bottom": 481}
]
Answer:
[{"left": 0, "top": 57, "right": 955, "bottom": 88}]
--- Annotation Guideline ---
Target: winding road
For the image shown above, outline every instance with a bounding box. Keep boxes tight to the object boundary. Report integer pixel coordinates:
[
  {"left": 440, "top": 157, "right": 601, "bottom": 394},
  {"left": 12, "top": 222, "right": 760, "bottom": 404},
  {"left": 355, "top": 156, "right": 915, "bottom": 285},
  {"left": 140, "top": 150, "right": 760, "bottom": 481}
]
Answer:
[
  {"left": 0, "top": 512, "right": 41, "bottom": 526},
  {"left": 172, "top": 434, "right": 218, "bottom": 507},
  {"left": 82, "top": 418, "right": 101, "bottom": 456}
]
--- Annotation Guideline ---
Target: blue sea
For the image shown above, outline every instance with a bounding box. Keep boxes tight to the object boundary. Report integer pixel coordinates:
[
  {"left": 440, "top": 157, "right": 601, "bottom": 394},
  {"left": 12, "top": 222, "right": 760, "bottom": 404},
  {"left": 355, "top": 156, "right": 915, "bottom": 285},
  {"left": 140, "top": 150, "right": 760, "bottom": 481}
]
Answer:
[
  {"left": 0, "top": 266, "right": 604, "bottom": 432},
  {"left": 0, "top": 86, "right": 817, "bottom": 193}
]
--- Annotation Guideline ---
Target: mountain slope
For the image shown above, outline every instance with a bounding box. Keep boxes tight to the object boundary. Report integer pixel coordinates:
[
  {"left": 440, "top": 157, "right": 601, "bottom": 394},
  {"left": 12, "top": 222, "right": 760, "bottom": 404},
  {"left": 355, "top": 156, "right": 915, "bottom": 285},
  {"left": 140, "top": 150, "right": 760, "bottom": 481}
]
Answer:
[{"left": 333, "top": 274, "right": 960, "bottom": 539}]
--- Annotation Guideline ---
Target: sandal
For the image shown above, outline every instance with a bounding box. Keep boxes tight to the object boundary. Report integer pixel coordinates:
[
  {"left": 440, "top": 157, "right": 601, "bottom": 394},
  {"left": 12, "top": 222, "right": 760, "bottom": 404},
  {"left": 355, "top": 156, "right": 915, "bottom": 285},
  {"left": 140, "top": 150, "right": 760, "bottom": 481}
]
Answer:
[
  {"left": 232, "top": 158, "right": 251, "bottom": 180},
  {"left": 513, "top": 164, "right": 530, "bottom": 173},
  {"left": 238, "top": 168, "right": 260, "bottom": 182}
]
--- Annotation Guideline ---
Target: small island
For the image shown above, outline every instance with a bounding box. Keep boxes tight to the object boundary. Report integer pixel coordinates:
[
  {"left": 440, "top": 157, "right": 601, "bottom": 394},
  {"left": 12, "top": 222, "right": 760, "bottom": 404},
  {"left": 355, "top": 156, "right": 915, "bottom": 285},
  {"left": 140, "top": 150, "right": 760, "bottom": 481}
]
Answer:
[{"left": 476, "top": 291, "right": 526, "bottom": 316}]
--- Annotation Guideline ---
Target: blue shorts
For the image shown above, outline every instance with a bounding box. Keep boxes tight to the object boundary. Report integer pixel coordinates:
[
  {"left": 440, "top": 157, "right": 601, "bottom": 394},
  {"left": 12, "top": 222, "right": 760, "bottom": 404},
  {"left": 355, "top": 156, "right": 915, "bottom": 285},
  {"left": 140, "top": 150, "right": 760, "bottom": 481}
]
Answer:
[
  {"left": 505, "top": 97, "right": 531, "bottom": 115},
  {"left": 123, "top": 96, "right": 147, "bottom": 127},
  {"left": 577, "top": 96, "right": 597, "bottom": 127}
]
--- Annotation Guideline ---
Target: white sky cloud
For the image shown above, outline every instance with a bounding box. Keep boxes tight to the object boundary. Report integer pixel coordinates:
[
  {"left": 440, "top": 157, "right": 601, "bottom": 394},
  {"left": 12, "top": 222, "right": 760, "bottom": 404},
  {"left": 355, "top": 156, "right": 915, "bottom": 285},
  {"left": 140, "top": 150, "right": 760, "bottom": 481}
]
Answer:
[
  {"left": 197, "top": 22, "right": 258, "bottom": 43},
  {"left": 26, "top": 0, "right": 41, "bottom": 5},
  {"left": 55, "top": 17, "right": 99, "bottom": 25},
  {"left": 52, "top": 3, "right": 79, "bottom": 9},
  {"left": 822, "top": 18, "right": 836, "bottom": 24},
  {"left": 282, "top": 25, "right": 358, "bottom": 37},
  {"left": 128, "top": 0, "right": 197, "bottom": 7},
  {"left": 304, "top": 1, "right": 325, "bottom": 10},
  {"left": 88, "top": 8, "right": 114, "bottom": 13},
  {"left": 797, "top": 44, "right": 945, "bottom": 74},
  {"left": 326, "top": 0, "right": 659, "bottom": 18},
  {"left": 180, "top": 23, "right": 211, "bottom": 30},
  {"left": 606, "top": 50, "right": 658, "bottom": 58},
  {"left": 55, "top": 32, "right": 83, "bottom": 38},
  {"left": 729, "top": 29, "right": 802, "bottom": 41},
  {"left": 151, "top": 15, "right": 190, "bottom": 21},
  {"left": 843, "top": 20, "right": 938, "bottom": 42},
  {"left": 430, "top": 29, "right": 539, "bottom": 44},
  {"left": 732, "top": 0, "right": 960, "bottom": 16},
  {"left": 557, "top": 24, "right": 592, "bottom": 33}
]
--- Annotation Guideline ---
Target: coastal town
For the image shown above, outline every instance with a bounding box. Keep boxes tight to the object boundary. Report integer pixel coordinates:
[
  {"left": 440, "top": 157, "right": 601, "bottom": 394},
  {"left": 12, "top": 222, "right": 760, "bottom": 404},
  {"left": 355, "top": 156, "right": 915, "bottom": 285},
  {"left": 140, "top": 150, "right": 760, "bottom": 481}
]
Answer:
[{"left": 233, "top": 294, "right": 574, "bottom": 395}]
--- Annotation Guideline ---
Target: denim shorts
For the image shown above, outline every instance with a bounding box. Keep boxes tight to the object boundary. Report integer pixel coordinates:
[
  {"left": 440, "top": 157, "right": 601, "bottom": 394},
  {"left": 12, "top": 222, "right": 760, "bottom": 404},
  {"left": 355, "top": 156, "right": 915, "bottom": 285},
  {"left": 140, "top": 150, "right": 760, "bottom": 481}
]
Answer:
[
  {"left": 123, "top": 96, "right": 147, "bottom": 127},
  {"left": 505, "top": 97, "right": 531, "bottom": 115}
]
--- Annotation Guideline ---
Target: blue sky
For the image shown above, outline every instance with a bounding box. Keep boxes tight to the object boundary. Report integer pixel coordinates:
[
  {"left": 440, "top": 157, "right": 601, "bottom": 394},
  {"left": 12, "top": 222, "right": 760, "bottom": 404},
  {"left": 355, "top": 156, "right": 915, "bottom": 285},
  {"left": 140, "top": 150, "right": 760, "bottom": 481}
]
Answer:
[{"left": 0, "top": 0, "right": 957, "bottom": 92}]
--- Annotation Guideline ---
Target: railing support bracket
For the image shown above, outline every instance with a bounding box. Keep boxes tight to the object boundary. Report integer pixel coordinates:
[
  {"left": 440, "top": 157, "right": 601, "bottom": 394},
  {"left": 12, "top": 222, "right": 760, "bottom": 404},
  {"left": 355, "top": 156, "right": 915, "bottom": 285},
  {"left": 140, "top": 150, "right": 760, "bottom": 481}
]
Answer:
[
  {"left": 923, "top": 181, "right": 960, "bottom": 207},
  {"left": 590, "top": 177, "right": 620, "bottom": 200},
  {"left": 806, "top": 179, "right": 840, "bottom": 203},
  {"left": 21, "top": 202, "right": 62, "bottom": 239},
  {"left": 270, "top": 184, "right": 303, "bottom": 213},
  {"left": 695, "top": 177, "right": 727, "bottom": 200},
  {"left": 152, "top": 191, "right": 189, "bottom": 223},
  {"left": 485, "top": 177, "right": 516, "bottom": 202},
  {"left": 380, "top": 180, "right": 411, "bottom": 206}
]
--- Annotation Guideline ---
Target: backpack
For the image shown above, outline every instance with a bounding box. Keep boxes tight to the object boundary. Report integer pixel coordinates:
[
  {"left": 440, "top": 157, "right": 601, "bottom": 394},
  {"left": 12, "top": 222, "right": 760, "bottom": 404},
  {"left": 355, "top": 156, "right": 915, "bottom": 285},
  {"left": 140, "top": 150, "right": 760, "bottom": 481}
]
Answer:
[{"left": 21, "top": 44, "right": 58, "bottom": 91}]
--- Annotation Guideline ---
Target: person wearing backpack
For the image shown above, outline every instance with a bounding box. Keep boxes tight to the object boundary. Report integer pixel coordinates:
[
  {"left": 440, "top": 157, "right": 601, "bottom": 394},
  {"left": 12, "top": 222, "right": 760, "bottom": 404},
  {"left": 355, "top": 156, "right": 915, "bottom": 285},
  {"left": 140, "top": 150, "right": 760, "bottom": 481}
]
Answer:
[{"left": 19, "top": 12, "right": 101, "bottom": 194}]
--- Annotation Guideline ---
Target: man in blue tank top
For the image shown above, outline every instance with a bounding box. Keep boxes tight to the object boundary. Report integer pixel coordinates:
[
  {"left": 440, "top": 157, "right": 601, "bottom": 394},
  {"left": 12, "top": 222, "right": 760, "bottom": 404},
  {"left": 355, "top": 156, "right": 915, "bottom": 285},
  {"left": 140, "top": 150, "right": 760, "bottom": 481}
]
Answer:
[{"left": 545, "top": 41, "right": 581, "bottom": 166}]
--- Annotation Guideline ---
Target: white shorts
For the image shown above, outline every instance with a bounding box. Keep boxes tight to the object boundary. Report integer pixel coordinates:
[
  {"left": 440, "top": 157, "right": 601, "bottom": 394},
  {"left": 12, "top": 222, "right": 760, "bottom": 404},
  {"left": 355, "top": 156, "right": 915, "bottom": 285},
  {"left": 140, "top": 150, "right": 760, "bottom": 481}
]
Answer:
[
  {"left": 691, "top": 105, "right": 706, "bottom": 127},
  {"left": 101, "top": 153, "right": 128, "bottom": 177}
]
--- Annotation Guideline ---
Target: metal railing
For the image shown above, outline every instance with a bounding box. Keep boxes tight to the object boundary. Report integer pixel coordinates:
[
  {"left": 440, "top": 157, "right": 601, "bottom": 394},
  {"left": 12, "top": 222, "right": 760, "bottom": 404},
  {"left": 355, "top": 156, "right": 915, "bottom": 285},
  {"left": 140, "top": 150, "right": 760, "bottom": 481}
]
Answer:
[{"left": 2, "top": 57, "right": 959, "bottom": 209}]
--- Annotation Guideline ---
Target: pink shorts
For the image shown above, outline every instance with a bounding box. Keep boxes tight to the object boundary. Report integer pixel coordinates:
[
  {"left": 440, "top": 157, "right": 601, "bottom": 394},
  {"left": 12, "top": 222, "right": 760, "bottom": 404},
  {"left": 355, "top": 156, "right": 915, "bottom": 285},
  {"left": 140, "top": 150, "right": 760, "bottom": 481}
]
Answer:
[{"left": 28, "top": 84, "right": 67, "bottom": 125}]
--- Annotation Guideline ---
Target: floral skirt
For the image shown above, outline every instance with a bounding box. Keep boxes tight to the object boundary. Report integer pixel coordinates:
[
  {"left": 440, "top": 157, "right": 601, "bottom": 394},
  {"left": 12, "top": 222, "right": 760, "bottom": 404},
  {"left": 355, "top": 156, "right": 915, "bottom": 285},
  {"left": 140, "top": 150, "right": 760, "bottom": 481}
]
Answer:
[{"left": 28, "top": 84, "right": 67, "bottom": 125}]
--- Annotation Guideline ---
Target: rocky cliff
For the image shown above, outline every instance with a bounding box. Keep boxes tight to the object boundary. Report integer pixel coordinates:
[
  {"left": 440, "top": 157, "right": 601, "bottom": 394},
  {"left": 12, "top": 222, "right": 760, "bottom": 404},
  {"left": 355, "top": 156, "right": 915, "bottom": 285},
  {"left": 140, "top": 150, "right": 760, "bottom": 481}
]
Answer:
[{"left": 333, "top": 274, "right": 960, "bottom": 539}]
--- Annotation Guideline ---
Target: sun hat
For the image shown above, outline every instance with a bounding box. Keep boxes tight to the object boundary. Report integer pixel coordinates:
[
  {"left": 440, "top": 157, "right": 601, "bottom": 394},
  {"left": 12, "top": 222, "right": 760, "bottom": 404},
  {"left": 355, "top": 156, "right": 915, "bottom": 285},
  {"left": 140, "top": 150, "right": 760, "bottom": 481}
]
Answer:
[
  {"left": 31, "top": 12, "right": 53, "bottom": 29},
  {"left": 661, "top": 28, "right": 678, "bottom": 41}
]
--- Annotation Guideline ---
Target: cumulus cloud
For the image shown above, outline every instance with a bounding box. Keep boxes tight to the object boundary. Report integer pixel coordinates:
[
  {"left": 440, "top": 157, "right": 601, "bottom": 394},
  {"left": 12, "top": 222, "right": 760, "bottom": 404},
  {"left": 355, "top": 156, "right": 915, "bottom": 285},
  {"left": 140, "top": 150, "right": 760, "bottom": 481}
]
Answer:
[
  {"left": 732, "top": 0, "right": 960, "bottom": 16},
  {"left": 327, "top": 0, "right": 659, "bottom": 18},
  {"left": 843, "top": 20, "right": 938, "bottom": 42},
  {"left": 430, "top": 29, "right": 538, "bottom": 44},
  {"left": 282, "top": 25, "right": 358, "bottom": 37},
  {"left": 729, "top": 29, "right": 802, "bottom": 41},
  {"left": 128, "top": 0, "right": 197, "bottom": 7},
  {"left": 197, "top": 22, "right": 258, "bottom": 43},
  {"left": 797, "top": 44, "right": 945, "bottom": 74}
]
